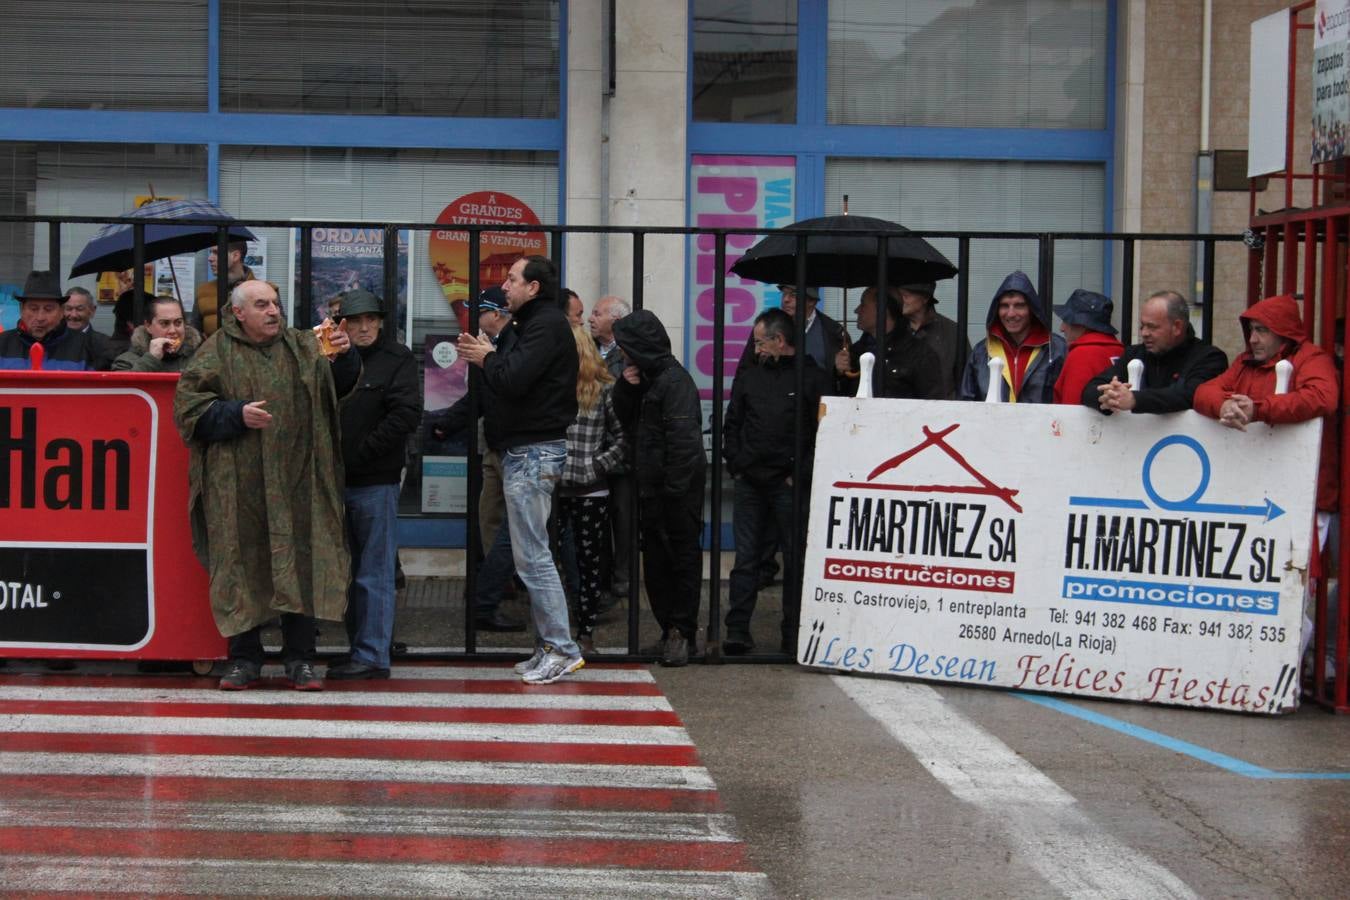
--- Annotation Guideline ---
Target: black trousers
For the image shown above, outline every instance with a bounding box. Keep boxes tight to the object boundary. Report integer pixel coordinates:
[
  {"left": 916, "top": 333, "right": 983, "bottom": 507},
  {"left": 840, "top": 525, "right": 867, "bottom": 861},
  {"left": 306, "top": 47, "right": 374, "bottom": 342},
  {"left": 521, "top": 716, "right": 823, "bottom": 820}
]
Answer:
[
  {"left": 227, "top": 613, "right": 316, "bottom": 666},
  {"left": 640, "top": 493, "right": 704, "bottom": 642}
]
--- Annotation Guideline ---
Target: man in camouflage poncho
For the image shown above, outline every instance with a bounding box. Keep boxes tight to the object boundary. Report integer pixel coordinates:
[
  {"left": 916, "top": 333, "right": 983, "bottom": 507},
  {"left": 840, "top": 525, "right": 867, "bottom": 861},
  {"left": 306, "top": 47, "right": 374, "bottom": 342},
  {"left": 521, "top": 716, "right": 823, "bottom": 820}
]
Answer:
[{"left": 175, "top": 280, "right": 360, "bottom": 691}]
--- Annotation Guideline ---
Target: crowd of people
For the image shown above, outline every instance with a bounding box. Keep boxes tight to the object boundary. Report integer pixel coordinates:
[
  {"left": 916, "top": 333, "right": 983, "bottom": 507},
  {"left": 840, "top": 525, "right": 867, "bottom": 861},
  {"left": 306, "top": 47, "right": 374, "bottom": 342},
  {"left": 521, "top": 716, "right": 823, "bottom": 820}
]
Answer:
[{"left": 1, "top": 258, "right": 1338, "bottom": 686}]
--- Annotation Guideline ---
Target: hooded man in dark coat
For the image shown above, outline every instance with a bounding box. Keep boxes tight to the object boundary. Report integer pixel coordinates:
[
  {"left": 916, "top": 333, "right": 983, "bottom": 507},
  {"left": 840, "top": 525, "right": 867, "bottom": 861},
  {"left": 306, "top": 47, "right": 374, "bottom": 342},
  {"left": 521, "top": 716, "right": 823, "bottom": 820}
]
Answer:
[
  {"left": 959, "top": 270, "right": 1065, "bottom": 402},
  {"left": 612, "top": 309, "right": 707, "bottom": 667}
]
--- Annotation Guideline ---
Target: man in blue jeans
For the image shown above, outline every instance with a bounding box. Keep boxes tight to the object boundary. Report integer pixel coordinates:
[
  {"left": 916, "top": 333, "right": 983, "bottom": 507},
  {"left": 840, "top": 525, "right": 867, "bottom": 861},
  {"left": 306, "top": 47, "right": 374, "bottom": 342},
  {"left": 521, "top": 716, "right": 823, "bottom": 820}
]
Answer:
[
  {"left": 458, "top": 256, "right": 582, "bottom": 683},
  {"left": 329, "top": 289, "right": 421, "bottom": 679}
]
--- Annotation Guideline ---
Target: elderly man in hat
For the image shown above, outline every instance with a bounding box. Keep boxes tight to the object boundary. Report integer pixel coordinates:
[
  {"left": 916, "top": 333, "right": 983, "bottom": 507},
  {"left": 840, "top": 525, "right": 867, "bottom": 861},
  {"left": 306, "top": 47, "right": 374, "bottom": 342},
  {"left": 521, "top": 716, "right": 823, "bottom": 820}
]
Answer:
[
  {"left": 1081, "top": 290, "right": 1228, "bottom": 414},
  {"left": 1053, "top": 289, "right": 1124, "bottom": 404},
  {"left": 896, "top": 282, "right": 968, "bottom": 400},
  {"left": 737, "top": 284, "right": 847, "bottom": 376},
  {"left": 328, "top": 289, "right": 421, "bottom": 679},
  {"left": 0, "top": 271, "right": 100, "bottom": 371}
]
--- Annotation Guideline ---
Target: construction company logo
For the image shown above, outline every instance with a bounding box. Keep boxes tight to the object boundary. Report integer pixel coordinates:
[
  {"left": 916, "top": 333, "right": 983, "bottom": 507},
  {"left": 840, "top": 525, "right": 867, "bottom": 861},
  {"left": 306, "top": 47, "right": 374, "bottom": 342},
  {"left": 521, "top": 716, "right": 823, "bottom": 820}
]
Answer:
[
  {"left": 819, "top": 424, "right": 1020, "bottom": 595},
  {"left": 1062, "top": 435, "right": 1283, "bottom": 616},
  {"left": 0, "top": 388, "right": 157, "bottom": 649}
]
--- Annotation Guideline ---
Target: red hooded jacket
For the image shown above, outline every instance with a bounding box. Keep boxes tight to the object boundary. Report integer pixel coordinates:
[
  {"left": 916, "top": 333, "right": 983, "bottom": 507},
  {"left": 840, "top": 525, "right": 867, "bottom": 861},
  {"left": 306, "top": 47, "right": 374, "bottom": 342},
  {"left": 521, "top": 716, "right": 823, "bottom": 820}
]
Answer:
[
  {"left": 1193, "top": 294, "right": 1339, "bottom": 511},
  {"left": 1054, "top": 330, "right": 1124, "bottom": 405}
]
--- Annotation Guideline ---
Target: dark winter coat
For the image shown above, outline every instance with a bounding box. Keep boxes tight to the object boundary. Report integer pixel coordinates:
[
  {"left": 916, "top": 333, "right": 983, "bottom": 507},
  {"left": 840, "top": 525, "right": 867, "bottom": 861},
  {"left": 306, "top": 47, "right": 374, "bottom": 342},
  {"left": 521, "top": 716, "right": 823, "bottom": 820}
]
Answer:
[
  {"left": 1081, "top": 329, "right": 1228, "bottom": 414},
  {"left": 341, "top": 337, "right": 421, "bottom": 487},
  {"left": 110, "top": 324, "right": 205, "bottom": 373},
  {"left": 480, "top": 296, "right": 578, "bottom": 449},
  {"left": 736, "top": 308, "right": 848, "bottom": 376},
  {"left": 723, "top": 353, "right": 831, "bottom": 488},
  {"left": 959, "top": 271, "right": 1066, "bottom": 403},
  {"left": 842, "top": 326, "right": 945, "bottom": 400},
  {"left": 612, "top": 310, "right": 707, "bottom": 504}
]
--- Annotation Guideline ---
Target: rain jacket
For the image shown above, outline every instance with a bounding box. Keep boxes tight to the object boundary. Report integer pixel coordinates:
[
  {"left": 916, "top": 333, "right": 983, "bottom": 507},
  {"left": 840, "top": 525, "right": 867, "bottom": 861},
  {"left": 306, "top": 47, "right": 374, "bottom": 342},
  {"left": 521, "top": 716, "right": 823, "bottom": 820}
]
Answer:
[
  {"left": 110, "top": 324, "right": 205, "bottom": 373},
  {"left": 958, "top": 272, "right": 1065, "bottom": 403},
  {"left": 1193, "top": 295, "right": 1339, "bottom": 512},
  {"left": 0, "top": 320, "right": 99, "bottom": 371},
  {"left": 843, "top": 326, "right": 944, "bottom": 399},
  {"left": 1053, "top": 330, "right": 1124, "bottom": 405},
  {"left": 174, "top": 312, "right": 358, "bottom": 636},
  {"left": 611, "top": 310, "right": 706, "bottom": 504}
]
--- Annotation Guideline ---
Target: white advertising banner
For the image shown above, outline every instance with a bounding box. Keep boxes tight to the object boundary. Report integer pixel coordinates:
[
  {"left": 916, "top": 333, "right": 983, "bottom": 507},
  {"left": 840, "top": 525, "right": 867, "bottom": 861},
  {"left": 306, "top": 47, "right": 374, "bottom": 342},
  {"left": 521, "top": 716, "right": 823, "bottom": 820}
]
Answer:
[
  {"left": 1313, "top": 0, "right": 1350, "bottom": 163},
  {"left": 798, "top": 398, "right": 1319, "bottom": 715},
  {"left": 1250, "top": 9, "right": 1291, "bottom": 176}
]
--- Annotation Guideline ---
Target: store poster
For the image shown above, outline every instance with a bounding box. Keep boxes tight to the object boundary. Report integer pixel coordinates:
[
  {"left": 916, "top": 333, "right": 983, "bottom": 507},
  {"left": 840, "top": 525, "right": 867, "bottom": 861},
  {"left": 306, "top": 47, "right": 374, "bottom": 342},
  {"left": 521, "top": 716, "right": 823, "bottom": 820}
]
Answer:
[
  {"left": 1313, "top": 0, "right": 1350, "bottom": 163},
  {"left": 292, "top": 228, "right": 407, "bottom": 338},
  {"left": 687, "top": 155, "right": 796, "bottom": 425},
  {"left": 428, "top": 191, "right": 547, "bottom": 330},
  {"left": 420, "top": 333, "right": 469, "bottom": 514}
]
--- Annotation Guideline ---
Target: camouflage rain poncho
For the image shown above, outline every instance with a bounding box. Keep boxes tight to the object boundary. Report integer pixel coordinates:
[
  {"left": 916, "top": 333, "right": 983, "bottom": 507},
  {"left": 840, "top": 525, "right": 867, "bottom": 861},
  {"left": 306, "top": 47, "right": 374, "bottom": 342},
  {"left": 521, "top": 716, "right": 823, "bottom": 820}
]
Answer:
[{"left": 174, "top": 312, "right": 350, "bottom": 636}]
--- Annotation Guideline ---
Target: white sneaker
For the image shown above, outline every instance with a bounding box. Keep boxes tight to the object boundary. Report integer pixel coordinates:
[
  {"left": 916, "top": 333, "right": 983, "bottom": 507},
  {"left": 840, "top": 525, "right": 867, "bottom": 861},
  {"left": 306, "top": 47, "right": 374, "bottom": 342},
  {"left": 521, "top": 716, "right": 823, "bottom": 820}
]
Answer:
[
  {"left": 513, "top": 645, "right": 548, "bottom": 675},
  {"left": 521, "top": 649, "right": 585, "bottom": 684}
]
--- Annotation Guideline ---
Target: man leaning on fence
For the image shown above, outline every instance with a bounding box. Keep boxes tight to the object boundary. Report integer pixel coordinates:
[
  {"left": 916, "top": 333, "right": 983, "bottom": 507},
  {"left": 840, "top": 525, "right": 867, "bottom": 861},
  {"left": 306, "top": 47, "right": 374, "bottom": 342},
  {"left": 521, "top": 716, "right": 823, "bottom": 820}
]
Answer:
[
  {"left": 175, "top": 279, "right": 359, "bottom": 692},
  {"left": 0, "top": 271, "right": 100, "bottom": 371},
  {"left": 1082, "top": 290, "right": 1228, "bottom": 414}
]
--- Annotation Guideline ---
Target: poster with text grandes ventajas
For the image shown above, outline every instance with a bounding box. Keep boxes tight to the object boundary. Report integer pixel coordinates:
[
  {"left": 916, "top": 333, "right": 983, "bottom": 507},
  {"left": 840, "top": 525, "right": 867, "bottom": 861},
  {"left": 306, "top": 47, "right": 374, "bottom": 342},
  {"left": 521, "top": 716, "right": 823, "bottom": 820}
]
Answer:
[
  {"left": 687, "top": 155, "right": 795, "bottom": 425},
  {"left": 1313, "top": 0, "right": 1350, "bottom": 163},
  {"left": 428, "top": 192, "right": 547, "bottom": 313},
  {"left": 798, "top": 398, "right": 1319, "bottom": 714}
]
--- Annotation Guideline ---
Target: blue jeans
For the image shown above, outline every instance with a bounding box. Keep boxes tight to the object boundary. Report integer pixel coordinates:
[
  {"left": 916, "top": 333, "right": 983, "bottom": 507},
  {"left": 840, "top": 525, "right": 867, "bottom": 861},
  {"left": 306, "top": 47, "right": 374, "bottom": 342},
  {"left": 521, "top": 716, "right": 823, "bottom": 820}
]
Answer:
[
  {"left": 343, "top": 483, "right": 399, "bottom": 668},
  {"left": 502, "top": 440, "right": 579, "bottom": 657}
]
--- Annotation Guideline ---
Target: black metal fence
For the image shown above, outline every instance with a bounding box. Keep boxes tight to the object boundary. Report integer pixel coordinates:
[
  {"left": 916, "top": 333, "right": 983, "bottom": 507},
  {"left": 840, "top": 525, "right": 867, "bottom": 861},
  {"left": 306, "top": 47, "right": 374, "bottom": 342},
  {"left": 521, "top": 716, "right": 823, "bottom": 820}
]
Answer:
[{"left": 1, "top": 213, "right": 1246, "bottom": 662}]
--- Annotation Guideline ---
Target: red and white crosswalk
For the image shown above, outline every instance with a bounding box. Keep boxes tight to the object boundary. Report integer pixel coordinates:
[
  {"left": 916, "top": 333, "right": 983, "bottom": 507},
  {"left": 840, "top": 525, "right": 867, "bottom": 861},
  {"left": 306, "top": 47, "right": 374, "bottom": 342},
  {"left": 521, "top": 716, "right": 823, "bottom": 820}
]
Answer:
[{"left": 0, "top": 664, "right": 770, "bottom": 897}]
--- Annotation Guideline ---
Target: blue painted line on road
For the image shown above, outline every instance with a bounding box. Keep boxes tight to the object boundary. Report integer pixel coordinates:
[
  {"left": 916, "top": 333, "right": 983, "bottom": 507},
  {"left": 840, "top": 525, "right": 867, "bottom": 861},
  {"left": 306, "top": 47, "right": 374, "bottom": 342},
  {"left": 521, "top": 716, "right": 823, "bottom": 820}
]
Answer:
[{"left": 1014, "top": 693, "right": 1350, "bottom": 780}]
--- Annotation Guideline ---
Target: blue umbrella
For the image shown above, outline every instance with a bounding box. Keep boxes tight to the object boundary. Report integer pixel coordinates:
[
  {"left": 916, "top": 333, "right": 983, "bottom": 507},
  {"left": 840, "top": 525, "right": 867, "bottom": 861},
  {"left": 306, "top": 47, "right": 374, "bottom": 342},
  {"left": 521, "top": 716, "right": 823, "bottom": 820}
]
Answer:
[{"left": 68, "top": 198, "right": 256, "bottom": 278}]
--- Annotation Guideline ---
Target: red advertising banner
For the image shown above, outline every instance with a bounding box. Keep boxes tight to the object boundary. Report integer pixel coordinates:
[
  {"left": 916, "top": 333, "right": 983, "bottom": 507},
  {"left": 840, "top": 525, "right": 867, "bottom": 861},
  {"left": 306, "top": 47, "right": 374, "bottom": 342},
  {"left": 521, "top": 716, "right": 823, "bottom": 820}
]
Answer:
[
  {"left": 0, "top": 372, "right": 223, "bottom": 659},
  {"left": 428, "top": 191, "right": 548, "bottom": 306}
]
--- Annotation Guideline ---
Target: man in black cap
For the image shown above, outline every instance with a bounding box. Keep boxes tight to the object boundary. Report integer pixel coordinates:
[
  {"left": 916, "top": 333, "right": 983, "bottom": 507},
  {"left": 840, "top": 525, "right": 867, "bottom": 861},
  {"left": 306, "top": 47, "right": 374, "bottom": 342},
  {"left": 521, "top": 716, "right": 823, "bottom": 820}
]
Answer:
[
  {"left": 0, "top": 271, "right": 100, "bottom": 371},
  {"left": 896, "top": 282, "right": 968, "bottom": 400},
  {"left": 329, "top": 289, "right": 421, "bottom": 679},
  {"left": 1052, "top": 289, "right": 1124, "bottom": 404}
]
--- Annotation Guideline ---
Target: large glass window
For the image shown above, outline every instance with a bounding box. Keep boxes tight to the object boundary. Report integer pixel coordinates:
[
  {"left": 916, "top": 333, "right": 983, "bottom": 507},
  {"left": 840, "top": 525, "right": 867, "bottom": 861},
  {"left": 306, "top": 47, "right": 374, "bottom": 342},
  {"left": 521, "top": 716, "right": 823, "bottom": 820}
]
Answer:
[
  {"left": 0, "top": 143, "right": 207, "bottom": 332},
  {"left": 827, "top": 0, "right": 1108, "bottom": 129},
  {"left": 693, "top": 0, "right": 798, "bottom": 123},
  {"left": 0, "top": 1, "right": 208, "bottom": 111},
  {"left": 824, "top": 157, "right": 1106, "bottom": 344},
  {"left": 220, "top": 0, "right": 560, "bottom": 118}
]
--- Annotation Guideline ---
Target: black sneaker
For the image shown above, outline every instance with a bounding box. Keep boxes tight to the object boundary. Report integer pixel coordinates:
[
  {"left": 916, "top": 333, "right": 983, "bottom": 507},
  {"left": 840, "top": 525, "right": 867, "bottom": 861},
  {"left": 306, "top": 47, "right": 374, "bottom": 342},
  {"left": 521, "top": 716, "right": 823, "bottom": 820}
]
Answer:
[
  {"left": 722, "top": 634, "right": 755, "bottom": 656},
  {"left": 218, "top": 659, "right": 260, "bottom": 691},
  {"left": 661, "top": 632, "right": 690, "bottom": 667},
  {"left": 286, "top": 660, "right": 324, "bottom": 691},
  {"left": 327, "top": 661, "right": 391, "bottom": 680}
]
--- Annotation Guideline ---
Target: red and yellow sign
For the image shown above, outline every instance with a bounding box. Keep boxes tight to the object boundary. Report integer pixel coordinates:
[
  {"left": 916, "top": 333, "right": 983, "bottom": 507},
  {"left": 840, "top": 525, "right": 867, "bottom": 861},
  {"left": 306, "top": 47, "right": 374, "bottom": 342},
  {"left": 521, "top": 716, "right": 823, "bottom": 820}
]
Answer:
[{"left": 428, "top": 191, "right": 547, "bottom": 305}]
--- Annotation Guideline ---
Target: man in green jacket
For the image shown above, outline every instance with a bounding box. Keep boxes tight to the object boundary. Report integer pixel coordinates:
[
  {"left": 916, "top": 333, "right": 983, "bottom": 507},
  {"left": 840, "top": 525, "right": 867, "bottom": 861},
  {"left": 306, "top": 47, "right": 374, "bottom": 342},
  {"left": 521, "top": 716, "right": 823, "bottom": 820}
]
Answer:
[{"left": 175, "top": 280, "right": 359, "bottom": 691}]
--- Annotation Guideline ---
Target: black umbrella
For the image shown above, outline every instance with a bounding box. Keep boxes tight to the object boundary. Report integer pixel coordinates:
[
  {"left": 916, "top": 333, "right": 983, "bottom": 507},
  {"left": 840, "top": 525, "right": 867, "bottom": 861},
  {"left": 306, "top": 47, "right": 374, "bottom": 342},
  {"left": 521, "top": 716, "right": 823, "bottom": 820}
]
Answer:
[
  {"left": 729, "top": 215, "right": 957, "bottom": 288},
  {"left": 68, "top": 198, "right": 255, "bottom": 278}
]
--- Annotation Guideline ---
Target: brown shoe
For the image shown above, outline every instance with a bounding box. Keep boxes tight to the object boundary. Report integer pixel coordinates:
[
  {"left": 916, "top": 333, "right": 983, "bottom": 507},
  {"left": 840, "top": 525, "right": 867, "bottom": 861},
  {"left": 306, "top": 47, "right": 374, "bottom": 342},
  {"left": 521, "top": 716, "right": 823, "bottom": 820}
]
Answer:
[{"left": 577, "top": 634, "right": 596, "bottom": 656}]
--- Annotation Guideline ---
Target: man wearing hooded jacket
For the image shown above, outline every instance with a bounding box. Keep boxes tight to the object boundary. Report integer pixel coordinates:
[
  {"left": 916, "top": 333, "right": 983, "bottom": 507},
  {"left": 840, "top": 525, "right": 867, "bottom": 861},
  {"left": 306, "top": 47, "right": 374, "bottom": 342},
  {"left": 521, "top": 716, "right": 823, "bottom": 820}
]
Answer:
[
  {"left": 959, "top": 271, "right": 1065, "bottom": 402},
  {"left": 1194, "top": 294, "right": 1339, "bottom": 661},
  {"left": 612, "top": 309, "right": 706, "bottom": 667}
]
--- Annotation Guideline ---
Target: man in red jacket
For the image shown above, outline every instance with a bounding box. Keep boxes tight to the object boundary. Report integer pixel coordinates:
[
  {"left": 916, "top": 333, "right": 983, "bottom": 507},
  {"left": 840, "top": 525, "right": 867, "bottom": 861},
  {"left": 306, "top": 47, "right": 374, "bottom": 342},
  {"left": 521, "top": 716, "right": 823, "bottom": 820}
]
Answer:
[
  {"left": 1193, "top": 294, "right": 1339, "bottom": 660},
  {"left": 1053, "top": 289, "right": 1123, "bottom": 404}
]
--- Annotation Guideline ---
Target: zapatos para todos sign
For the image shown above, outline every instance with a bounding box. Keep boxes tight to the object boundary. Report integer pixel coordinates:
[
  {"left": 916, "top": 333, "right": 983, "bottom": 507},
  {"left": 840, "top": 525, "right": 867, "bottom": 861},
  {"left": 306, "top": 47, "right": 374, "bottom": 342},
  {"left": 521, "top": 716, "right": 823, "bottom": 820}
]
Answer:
[
  {"left": 0, "top": 388, "right": 157, "bottom": 649},
  {"left": 799, "top": 398, "right": 1319, "bottom": 714}
]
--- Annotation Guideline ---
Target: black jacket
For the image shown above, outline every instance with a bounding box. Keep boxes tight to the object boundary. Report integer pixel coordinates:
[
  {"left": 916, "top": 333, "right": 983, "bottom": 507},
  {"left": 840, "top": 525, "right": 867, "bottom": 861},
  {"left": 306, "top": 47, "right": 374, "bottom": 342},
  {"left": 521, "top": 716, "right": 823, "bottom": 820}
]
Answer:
[
  {"left": 612, "top": 310, "right": 706, "bottom": 503},
  {"left": 724, "top": 353, "right": 831, "bottom": 488},
  {"left": 1081, "top": 329, "right": 1229, "bottom": 414},
  {"left": 436, "top": 326, "right": 516, "bottom": 452},
  {"left": 842, "top": 326, "right": 945, "bottom": 400},
  {"left": 341, "top": 338, "right": 421, "bottom": 486},
  {"left": 481, "top": 297, "right": 578, "bottom": 449}
]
